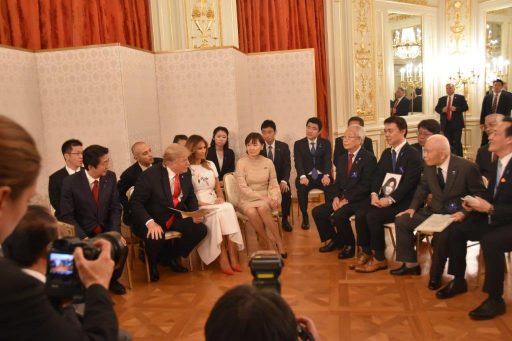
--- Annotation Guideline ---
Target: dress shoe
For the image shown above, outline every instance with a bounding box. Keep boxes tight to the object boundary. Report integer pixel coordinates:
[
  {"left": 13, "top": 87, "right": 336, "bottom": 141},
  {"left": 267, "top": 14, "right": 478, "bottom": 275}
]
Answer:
[
  {"left": 390, "top": 264, "right": 421, "bottom": 276},
  {"left": 281, "top": 252, "right": 288, "bottom": 259},
  {"left": 436, "top": 280, "right": 467, "bottom": 299},
  {"left": 109, "top": 279, "right": 127, "bottom": 295},
  {"left": 150, "top": 266, "right": 160, "bottom": 282},
  {"left": 348, "top": 252, "right": 371, "bottom": 270},
  {"left": 355, "top": 257, "right": 388, "bottom": 273},
  {"left": 469, "top": 297, "right": 506, "bottom": 320},
  {"left": 428, "top": 278, "right": 442, "bottom": 290},
  {"left": 301, "top": 216, "right": 310, "bottom": 230},
  {"left": 338, "top": 245, "right": 355, "bottom": 259},
  {"left": 282, "top": 219, "right": 293, "bottom": 232},
  {"left": 169, "top": 258, "right": 189, "bottom": 273},
  {"left": 319, "top": 240, "right": 342, "bottom": 253}
]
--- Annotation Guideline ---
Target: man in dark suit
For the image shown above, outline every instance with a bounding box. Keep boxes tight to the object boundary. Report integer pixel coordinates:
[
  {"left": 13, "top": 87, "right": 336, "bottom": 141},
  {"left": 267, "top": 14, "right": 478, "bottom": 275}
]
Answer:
[
  {"left": 48, "top": 139, "right": 83, "bottom": 219},
  {"left": 353, "top": 116, "right": 422, "bottom": 272},
  {"left": 437, "top": 118, "right": 512, "bottom": 320},
  {"left": 260, "top": 120, "right": 293, "bottom": 231},
  {"left": 412, "top": 87, "right": 423, "bottom": 113},
  {"left": 130, "top": 144, "right": 207, "bottom": 282},
  {"left": 435, "top": 83, "right": 469, "bottom": 156},
  {"left": 60, "top": 144, "right": 126, "bottom": 295},
  {"left": 333, "top": 116, "right": 374, "bottom": 167},
  {"left": 294, "top": 117, "right": 332, "bottom": 229},
  {"left": 390, "top": 87, "right": 411, "bottom": 116},
  {"left": 313, "top": 125, "right": 377, "bottom": 258},
  {"left": 476, "top": 113, "right": 504, "bottom": 181},
  {"left": 480, "top": 79, "right": 512, "bottom": 146},
  {"left": 392, "top": 135, "right": 485, "bottom": 289},
  {"left": 411, "top": 119, "right": 441, "bottom": 155},
  {"left": 118, "top": 141, "right": 163, "bottom": 225}
]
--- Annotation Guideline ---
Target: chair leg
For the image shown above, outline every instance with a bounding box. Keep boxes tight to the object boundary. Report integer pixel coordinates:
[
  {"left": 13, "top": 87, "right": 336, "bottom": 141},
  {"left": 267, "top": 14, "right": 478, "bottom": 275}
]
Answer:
[
  {"left": 143, "top": 248, "right": 151, "bottom": 283},
  {"left": 125, "top": 248, "right": 133, "bottom": 289}
]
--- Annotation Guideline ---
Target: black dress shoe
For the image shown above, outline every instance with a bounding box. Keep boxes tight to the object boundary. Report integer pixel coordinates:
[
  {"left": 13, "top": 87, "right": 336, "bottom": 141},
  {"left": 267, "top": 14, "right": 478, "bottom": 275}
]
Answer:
[
  {"left": 338, "top": 245, "right": 355, "bottom": 259},
  {"left": 319, "top": 240, "right": 342, "bottom": 253},
  {"left": 428, "top": 278, "right": 442, "bottom": 290},
  {"left": 281, "top": 252, "right": 288, "bottom": 259},
  {"left": 469, "top": 297, "right": 506, "bottom": 320},
  {"left": 390, "top": 264, "right": 421, "bottom": 276},
  {"left": 109, "top": 279, "right": 127, "bottom": 295},
  {"left": 150, "top": 266, "right": 160, "bottom": 282},
  {"left": 282, "top": 220, "right": 293, "bottom": 232},
  {"left": 436, "top": 280, "right": 467, "bottom": 299},
  {"left": 169, "top": 258, "right": 189, "bottom": 273},
  {"left": 301, "top": 216, "right": 310, "bottom": 230}
]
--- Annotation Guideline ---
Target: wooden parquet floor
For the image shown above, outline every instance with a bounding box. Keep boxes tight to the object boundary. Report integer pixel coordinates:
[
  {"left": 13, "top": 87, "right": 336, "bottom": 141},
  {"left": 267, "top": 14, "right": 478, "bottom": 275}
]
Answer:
[{"left": 114, "top": 204, "right": 512, "bottom": 340}]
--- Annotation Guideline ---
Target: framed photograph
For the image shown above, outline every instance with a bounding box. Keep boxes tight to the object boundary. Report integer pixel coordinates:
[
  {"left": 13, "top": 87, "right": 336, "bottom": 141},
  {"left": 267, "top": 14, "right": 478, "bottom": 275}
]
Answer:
[{"left": 380, "top": 173, "right": 402, "bottom": 197}]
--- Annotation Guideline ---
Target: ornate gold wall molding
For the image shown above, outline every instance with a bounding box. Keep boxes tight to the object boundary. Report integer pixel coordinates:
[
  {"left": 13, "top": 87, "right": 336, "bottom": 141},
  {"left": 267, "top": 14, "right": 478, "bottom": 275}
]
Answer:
[
  {"left": 395, "top": 0, "right": 428, "bottom": 5},
  {"left": 185, "top": 0, "right": 223, "bottom": 48},
  {"left": 446, "top": 0, "right": 471, "bottom": 53},
  {"left": 352, "top": 0, "right": 377, "bottom": 122}
]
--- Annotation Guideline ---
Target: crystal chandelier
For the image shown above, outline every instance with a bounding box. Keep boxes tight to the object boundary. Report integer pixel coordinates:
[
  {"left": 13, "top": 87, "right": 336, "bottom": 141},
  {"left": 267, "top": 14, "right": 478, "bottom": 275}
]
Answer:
[{"left": 393, "top": 27, "right": 422, "bottom": 60}]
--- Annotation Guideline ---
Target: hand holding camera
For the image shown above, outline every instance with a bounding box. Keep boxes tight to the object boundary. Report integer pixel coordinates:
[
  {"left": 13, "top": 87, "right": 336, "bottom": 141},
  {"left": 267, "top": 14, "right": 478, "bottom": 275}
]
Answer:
[{"left": 74, "top": 239, "right": 114, "bottom": 289}]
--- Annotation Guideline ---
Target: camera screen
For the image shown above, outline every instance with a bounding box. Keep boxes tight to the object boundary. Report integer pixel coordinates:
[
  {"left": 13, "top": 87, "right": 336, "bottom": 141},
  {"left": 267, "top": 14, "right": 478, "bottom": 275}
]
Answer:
[{"left": 48, "top": 252, "right": 74, "bottom": 276}]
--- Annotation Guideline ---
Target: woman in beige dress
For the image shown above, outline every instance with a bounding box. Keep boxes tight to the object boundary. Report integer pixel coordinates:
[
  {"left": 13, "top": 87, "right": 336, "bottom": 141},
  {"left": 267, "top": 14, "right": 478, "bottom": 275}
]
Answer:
[
  {"left": 186, "top": 135, "right": 244, "bottom": 275},
  {"left": 236, "top": 132, "right": 286, "bottom": 257}
]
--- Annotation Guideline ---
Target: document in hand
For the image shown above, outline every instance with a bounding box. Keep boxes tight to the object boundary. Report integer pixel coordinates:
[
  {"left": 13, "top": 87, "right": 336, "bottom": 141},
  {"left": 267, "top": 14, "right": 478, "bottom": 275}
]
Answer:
[
  {"left": 416, "top": 214, "right": 454, "bottom": 233},
  {"left": 168, "top": 207, "right": 213, "bottom": 219}
]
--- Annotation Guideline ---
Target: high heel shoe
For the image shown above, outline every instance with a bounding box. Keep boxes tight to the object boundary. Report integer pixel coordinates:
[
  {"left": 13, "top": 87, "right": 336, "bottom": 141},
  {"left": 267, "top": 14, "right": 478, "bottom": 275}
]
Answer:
[
  {"left": 220, "top": 266, "right": 234, "bottom": 275},
  {"left": 231, "top": 264, "right": 243, "bottom": 272}
]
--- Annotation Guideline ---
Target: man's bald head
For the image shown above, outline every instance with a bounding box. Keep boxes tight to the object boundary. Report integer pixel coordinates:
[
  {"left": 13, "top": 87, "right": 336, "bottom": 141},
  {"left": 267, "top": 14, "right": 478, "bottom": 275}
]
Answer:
[
  {"left": 131, "top": 141, "right": 154, "bottom": 167},
  {"left": 423, "top": 134, "right": 451, "bottom": 166}
]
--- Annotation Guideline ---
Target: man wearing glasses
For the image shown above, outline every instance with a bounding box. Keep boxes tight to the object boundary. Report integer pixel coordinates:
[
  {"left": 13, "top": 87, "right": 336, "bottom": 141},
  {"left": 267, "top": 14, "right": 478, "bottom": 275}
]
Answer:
[{"left": 49, "top": 139, "right": 83, "bottom": 219}]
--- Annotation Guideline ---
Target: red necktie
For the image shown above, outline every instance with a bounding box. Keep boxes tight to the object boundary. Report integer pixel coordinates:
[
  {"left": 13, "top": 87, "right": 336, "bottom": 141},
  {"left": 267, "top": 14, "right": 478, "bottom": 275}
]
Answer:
[
  {"left": 492, "top": 153, "right": 498, "bottom": 162},
  {"left": 446, "top": 96, "right": 452, "bottom": 121},
  {"left": 491, "top": 94, "right": 498, "bottom": 114},
  {"left": 92, "top": 180, "right": 102, "bottom": 235},
  {"left": 347, "top": 153, "right": 354, "bottom": 176},
  {"left": 392, "top": 99, "right": 399, "bottom": 115},
  {"left": 165, "top": 175, "right": 181, "bottom": 230}
]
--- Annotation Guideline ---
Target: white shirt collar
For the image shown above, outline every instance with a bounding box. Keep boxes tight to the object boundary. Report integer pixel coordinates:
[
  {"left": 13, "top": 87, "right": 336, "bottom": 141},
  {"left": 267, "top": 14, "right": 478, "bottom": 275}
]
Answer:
[
  {"left": 138, "top": 162, "right": 150, "bottom": 171},
  {"left": 65, "top": 165, "right": 80, "bottom": 175},
  {"left": 85, "top": 170, "right": 99, "bottom": 185},
  {"left": 166, "top": 166, "right": 177, "bottom": 180},
  {"left": 498, "top": 152, "right": 512, "bottom": 169},
  {"left": 266, "top": 141, "right": 275, "bottom": 150},
  {"left": 347, "top": 146, "right": 361, "bottom": 158},
  {"left": 438, "top": 155, "right": 450, "bottom": 174},
  {"left": 22, "top": 268, "right": 46, "bottom": 283},
  {"left": 391, "top": 139, "right": 407, "bottom": 155},
  {"left": 308, "top": 138, "right": 318, "bottom": 145}
]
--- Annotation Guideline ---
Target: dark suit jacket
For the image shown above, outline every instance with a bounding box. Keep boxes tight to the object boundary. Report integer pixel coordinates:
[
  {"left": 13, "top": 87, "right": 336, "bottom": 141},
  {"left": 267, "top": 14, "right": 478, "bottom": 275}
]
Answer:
[
  {"left": 48, "top": 167, "right": 83, "bottom": 219},
  {"left": 60, "top": 170, "right": 121, "bottom": 239},
  {"left": 0, "top": 258, "right": 118, "bottom": 340},
  {"left": 435, "top": 94, "right": 469, "bottom": 131},
  {"left": 411, "top": 143, "right": 422, "bottom": 154},
  {"left": 130, "top": 165, "right": 199, "bottom": 236},
  {"left": 293, "top": 137, "right": 332, "bottom": 178},
  {"left": 409, "top": 156, "right": 485, "bottom": 214},
  {"left": 261, "top": 140, "right": 291, "bottom": 184},
  {"left": 371, "top": 143, "right": 422, "bottom": 209},
  {"left": 412, "top": 95, "right": 422, "bottom": 112},
  {"left": 329, "top": 148, "right": 377, "bottom": 203},
  {"left": 390, "top": 97, "right": 411, "bottom": 116},
  {"left": 206, "top": 146, "right": 235, "bottom": 182},
  {"left": 480, "top": 91, "right": 512, "bottom": 124},
  {"left": 333, "top": 136, "right": 374, "bottom": 167},
  {"left": 485, "top": 158, "right": 512, "bottom": 226},
  {"left": 476, "top": 144, "right": 493, "bottom": 181},
  {"left": 117, "top": 158, "right": 163, "bottom": 224}
]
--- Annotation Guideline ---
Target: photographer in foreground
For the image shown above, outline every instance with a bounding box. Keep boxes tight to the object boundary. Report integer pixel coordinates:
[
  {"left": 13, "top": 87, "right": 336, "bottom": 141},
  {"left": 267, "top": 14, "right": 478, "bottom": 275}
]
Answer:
[{"left": 0, "top": 115, "right": 118, "bottom": 340}]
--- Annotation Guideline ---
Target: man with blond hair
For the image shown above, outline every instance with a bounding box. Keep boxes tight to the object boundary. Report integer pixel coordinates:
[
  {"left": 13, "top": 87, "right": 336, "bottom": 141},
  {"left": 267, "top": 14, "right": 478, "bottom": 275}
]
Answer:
[{"left": 130, "top": 144, "right": 207, "bottom": 281}]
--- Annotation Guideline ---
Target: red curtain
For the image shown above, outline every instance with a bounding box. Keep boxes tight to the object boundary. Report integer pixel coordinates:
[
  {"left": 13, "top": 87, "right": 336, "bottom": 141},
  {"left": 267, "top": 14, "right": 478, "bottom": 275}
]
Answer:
[
  {"left": 237, "top": 0, "right": 329, "bottom": 137},
  {"left": 0, "top": 0, "right": 151, "bottom": 50}
]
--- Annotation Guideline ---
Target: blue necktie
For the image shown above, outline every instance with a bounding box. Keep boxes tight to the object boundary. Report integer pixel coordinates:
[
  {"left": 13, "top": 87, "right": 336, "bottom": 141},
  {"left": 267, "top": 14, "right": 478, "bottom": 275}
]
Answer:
[
  {"left": 391, "top": 149, "right": 397, "bottom": 173},
  {"left": 494, "top": 160, "right": 502, "bottom": 197},
  {"left": 310, "top": 142, "right": 318, "bottom": 180}
]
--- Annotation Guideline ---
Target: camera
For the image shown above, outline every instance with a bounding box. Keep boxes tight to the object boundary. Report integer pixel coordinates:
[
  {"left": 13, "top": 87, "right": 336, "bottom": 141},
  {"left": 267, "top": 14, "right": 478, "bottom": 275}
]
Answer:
[
  {"left": 249, "top": 250, "right": 284, "bottom": 294},
  {"left": 46, "top": 231, "right": 125, "bottom": 301}
]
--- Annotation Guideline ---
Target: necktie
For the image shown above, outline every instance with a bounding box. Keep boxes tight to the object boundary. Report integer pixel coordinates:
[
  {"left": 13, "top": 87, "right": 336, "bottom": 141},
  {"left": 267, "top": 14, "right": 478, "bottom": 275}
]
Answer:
[
  {"left": 492, "top": 153, "right": 498, "bottom": 162},
  {"left": 165, "top": 175, "right": 181, "bottom": 229},
  {"left": 267, "top": 145, "right": 273, "bottom": 161},
  {"left": 491, "top": 94, "right": 498, "bottom": 114},
  {"left": 347, "top": 153, "right": 354, "bottom": 176},
  {"left": 494, "top": 160, "right": 503, "bottom": 197},
  {"left": 310, "top": 142, "right": 318, "bottom": 180},
  {"left": 310, "top": 142, "right": 316, "bottom": 155},
  {"left": 391, "top": 149, "right": 397, "bottom": 172},
  {"left": 446, "top": 96, "right": 452, "bottom": 121},
  {"left": 92, "top": 180, "right": 102, "bottom": 235},
  {"left": 437, "top": 167, "right": 445, "bottom": 190}
]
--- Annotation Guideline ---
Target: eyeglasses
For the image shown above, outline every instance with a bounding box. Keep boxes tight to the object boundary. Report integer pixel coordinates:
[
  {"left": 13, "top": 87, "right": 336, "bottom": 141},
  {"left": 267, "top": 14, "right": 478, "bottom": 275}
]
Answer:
[{"left": 67, "top": 152, "right": 83, "bottom": 156}]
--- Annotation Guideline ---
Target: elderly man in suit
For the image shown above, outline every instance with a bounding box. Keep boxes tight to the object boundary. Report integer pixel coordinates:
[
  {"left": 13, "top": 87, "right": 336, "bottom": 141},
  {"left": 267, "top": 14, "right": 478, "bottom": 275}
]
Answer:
[
  {"left": 480, "top": 79, "right": 512, "bottom": 146},
  {"left": 391, "top": 135, "right": 485, "bottom": 290},
  {"left": 313, "top": 125, "right": 377, "bottom": 259},
  {"left": 130, "top": 144, "right": 207, "bottom": 282},
  {"left": 118, "top": 141, "right": 162, "bottom": 225},
  {"left": 390, "top": 87, "right": 411, "bottom": 116},
  {"left": 60, "top": 144, "right": 127, "bottom": 295},
  {"left": 260, "top": 120, "right": 293, "bottom": 231},
  {"left": 294, "top": 117, "right": 332, "bottom": 230},
  {"left": 439, "top": 118, "right": 512, "bottom": 320},
  {"left": 333, "top": 116, "right": 374, "bottom": 168},
  {"left": 48, "top": 139, "right": 83, "bottom": 219},
  {"left": 435, "top": 83, "right": 469, "bottom": 156},
  {"left": 476, "top": 113, "right": 504, "bottom": 181},
  {"left": 353, "top": 116, "right": 423, "bottom": 272}
]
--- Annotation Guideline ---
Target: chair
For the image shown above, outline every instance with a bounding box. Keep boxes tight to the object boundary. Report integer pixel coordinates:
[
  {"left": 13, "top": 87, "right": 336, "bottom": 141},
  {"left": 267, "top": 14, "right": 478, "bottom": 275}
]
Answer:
[
  {"left": 383, "top": 222, "right": 397, "bottom": 252},
  {"left": 56, "top": 221, "right": 76, "bottom": 238},
  {"left": 223, "top": 173, "right": 250, "bottom": 255},
  {"left": 295, "top": 188, "right": 325, "bottom": 219}
]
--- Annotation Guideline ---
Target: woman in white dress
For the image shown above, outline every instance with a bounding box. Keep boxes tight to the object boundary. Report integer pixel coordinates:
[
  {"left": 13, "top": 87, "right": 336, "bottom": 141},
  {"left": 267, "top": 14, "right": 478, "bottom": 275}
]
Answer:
[{"left": 185, "top": 135, "right": 244, "bottom": 275}]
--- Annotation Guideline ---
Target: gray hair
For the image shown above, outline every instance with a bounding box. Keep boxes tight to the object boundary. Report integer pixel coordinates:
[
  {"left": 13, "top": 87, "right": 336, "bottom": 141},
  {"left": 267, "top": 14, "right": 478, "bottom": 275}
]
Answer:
[
  {"left": 485, "top": 113, "right": 505, "bottom": 123},
  {"left": 345, "top": 125, "right": 365, "bottom": 143}
]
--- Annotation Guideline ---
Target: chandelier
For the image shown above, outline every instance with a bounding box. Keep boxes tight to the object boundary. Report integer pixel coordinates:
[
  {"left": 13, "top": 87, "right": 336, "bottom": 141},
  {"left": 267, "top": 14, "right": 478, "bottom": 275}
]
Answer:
[
  {"left": 393, "top": 27, "right": 422, "bottom": 60},
  {"left": 486, "top": 24, "right": 500, "bottom": 58}
]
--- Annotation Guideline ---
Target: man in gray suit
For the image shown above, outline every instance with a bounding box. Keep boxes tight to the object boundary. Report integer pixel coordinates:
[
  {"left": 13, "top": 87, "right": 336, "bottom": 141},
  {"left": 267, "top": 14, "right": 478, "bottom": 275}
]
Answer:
[{"left": 390, "top": 135, "right": 485, "bottom": 290}]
